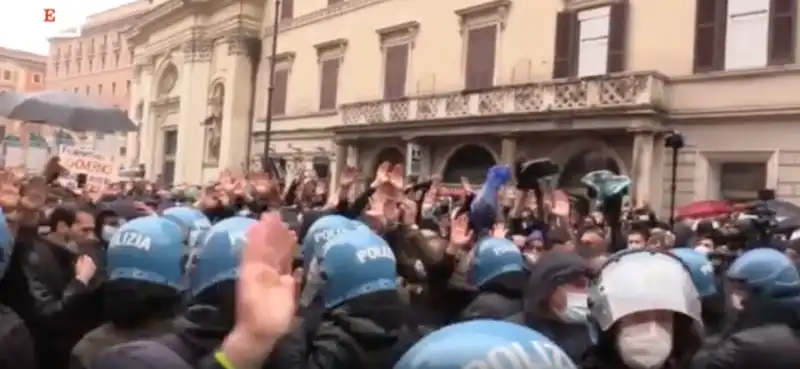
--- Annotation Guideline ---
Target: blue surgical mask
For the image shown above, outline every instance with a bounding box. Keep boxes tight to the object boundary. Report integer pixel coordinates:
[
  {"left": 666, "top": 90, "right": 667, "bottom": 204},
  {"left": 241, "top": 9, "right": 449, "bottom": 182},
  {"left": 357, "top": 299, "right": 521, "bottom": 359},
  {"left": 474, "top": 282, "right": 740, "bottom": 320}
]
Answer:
[{"left": 101, "top": 225, "right": 118, "bottom": 242}]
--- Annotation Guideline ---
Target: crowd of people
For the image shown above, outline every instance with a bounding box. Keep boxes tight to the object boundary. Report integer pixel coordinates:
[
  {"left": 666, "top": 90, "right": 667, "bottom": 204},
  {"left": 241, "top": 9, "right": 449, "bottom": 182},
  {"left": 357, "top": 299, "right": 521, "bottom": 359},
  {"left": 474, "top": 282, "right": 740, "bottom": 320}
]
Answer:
[{"left": 0, "top": 155, "right": 798, "bottom": 369}]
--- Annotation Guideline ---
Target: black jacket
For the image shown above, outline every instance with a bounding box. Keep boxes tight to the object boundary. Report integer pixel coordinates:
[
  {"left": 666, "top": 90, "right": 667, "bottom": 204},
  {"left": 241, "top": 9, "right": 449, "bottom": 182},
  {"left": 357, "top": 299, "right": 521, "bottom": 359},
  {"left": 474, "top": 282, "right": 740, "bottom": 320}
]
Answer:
[
  {"left": 0, "top": 235, "right": 104, "bottom": 369},
  {"left": 266, "top": 291, "right": 414, "bottom": 369},
  {"left": 459, "top": 272, "right": 524, "bottom": 321},
  {"left": 692, "top": 295, "right": 800, "bottom": 369},
  {"left": 0, "top": 303, "right": 36, "bottom": 369}
]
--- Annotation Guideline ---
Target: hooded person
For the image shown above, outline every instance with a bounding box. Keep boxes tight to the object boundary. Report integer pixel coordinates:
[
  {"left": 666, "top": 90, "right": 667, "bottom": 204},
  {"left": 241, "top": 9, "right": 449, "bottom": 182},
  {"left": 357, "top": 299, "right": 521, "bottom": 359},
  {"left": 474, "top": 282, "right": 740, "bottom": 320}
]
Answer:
[
  {"left": 268, "top": 227, "right": 409, "bottom": 369},
  {"left": 691, "top": 248, "right": 800, "bottom": 369},
  {"left": 582, "top": 249, "right": 704, "bottom": 369},
  {"left": 507, "top": 250, "right": 593, "bottom": 362},
  {"left": 0, "top": 209, "right": 37, "bottom": 369},
  {"left": 70, "top": 216, "right": 184, "bottom": 369},
  {"left": 87, "top": 216, "right": 257, "bottom": 368},
  {"left": 459, "top": 236, "right": 525, "bottom": 321},
  {"left": 394, "top": 319, "right": 577, "bottom": 369}
]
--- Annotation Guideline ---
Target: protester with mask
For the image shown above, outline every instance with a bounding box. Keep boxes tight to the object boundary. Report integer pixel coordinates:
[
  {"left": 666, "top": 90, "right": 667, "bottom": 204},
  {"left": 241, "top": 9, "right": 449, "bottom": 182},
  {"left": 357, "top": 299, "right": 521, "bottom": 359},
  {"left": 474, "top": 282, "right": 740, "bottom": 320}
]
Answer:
[
  {"left": 70, "top": 216, "right": 184, "bottom": 368},
  {"left": 94, "top": 208, "right": 121, "bottom": 247},
  {"left": 583, "top": 250, "right": 704, "bottom": 369},
  {"left": 509, "top": 250, "right": 592, "bottom": 362},
  {"left": 691, "top": 248, "right": 800, "bottom": 369}
]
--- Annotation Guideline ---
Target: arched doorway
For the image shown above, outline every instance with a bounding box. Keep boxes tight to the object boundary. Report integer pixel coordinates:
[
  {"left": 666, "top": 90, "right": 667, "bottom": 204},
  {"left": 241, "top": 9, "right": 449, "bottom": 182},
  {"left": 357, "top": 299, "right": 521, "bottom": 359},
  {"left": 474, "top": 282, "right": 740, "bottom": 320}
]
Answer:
[
  {"left": 372, "top": 147, "right": 404, "bottom": 174},
  {"left": 557, "top": 149, "right": 621, "bottom": 192},
  {"left": 442, "top": 144, "right": 496, "bottom": 184}
]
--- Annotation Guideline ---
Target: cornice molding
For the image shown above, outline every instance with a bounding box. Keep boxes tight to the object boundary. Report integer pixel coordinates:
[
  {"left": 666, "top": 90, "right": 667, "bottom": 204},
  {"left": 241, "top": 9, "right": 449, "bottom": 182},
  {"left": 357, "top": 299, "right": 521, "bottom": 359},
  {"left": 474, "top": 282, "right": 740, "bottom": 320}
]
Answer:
[
  {"left": 376, "top": 21, "right": 420, "bottom": 48},
  {"left": 455, "top": 0, "right": 511, "bottom": 30},
  {"left": 562, "top": 0, "right": 624, "bottom": 11},
  {"left": 263, "top": 0, "right": 392, "bottom": 38},
  {"left": 268, "top": 51, "right": 295, "bottom": 63},
  {"left": 124, "top": 0, "right": 185, "bottom": 45},
  {"left": 184, "top": 39, "right": 214, "bottom": 62},
  {"left": 314, "top": 38, "right": 348, "bottom": 54}
]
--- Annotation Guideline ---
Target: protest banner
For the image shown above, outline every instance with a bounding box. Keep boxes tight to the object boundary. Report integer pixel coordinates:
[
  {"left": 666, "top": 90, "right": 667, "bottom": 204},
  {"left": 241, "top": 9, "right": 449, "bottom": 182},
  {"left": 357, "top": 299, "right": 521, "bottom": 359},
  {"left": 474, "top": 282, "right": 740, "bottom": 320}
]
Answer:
[{"left": 59, "top": 146, "right": 119, "bottom": 188}]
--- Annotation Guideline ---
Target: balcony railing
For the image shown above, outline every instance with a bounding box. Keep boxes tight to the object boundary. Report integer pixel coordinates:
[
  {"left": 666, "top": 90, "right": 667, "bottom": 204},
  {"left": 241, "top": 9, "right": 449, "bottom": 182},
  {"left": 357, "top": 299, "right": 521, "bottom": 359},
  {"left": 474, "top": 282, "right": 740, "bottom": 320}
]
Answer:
[{"left": 340, "top": 71, "right": 667, "bottom": 125}]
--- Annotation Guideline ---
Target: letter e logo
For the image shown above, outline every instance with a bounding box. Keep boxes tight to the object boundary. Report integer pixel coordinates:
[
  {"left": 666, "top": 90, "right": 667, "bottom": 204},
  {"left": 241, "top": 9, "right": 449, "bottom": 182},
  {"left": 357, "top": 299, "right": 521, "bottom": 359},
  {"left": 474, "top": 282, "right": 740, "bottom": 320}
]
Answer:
[{"left": 43, "top": 8, "right": 56, "bottom": 22}]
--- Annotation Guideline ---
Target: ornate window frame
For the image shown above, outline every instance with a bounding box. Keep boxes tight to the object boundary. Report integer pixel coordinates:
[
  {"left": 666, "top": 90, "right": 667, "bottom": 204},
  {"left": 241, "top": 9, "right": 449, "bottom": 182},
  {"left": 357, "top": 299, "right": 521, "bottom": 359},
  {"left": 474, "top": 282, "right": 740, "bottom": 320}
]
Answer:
[
  {"left": 455, "top": 0, "right": 511, "bottom": 88},
  {"left": 270, "top": 51, "right": 296, "bottom": 71},
  {"left": 314, "top": 38, "right": 348, "bottom": 63},
  {"left": 377, "top": 21, "right": 420, "bottom": 98}
]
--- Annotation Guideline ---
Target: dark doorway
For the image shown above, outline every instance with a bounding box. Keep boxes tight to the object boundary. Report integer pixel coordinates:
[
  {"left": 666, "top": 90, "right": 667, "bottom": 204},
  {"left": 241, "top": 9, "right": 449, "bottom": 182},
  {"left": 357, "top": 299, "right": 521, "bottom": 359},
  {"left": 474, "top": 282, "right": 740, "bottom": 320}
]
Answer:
[{"left": 442, "top": 144, "right": 496, "bottom": 184}]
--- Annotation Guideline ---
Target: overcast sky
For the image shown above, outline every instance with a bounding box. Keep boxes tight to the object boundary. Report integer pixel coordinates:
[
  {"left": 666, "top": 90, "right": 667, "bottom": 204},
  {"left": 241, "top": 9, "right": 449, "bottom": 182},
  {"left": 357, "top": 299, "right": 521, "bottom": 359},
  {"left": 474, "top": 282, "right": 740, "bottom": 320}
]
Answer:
[{"left": 0, "top": 0, "right": 136, "bottom": 55}]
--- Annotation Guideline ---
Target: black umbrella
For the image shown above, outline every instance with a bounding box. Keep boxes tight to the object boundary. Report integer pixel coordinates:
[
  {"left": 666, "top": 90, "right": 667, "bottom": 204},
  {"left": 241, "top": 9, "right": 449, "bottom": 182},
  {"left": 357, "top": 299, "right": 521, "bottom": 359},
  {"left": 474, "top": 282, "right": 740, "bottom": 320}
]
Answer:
[
  {"left": 0, "top": 91, "right": 136, "bottom": 133},
  {"left": 98, "top": 199, "right": 152, "bottom": 220},
  {"left": 768, "top": 199, "right": 800, "bottom": 231}
]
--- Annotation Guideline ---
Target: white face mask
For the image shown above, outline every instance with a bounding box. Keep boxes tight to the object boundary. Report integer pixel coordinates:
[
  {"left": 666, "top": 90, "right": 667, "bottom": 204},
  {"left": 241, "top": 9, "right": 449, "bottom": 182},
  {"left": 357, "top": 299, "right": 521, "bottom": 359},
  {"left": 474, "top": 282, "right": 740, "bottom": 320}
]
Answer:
[
  {"left": 617, "top": 321, "right": 673, "bottom": 369},
  {"left": 101, "top": 225, "right": 118, "bottom": 242},
  {"left": 730, "top": 293, "right": 744, "bottom": 310},
  {"left": 555, "top": 292, "right": 589, "bottom": 323}
]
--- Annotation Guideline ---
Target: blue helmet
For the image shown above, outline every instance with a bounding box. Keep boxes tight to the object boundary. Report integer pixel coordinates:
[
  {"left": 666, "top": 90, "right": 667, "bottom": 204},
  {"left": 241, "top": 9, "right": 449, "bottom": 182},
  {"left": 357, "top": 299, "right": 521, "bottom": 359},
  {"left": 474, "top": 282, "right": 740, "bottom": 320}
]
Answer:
[
  {"left": 162, "top": 206, "right": 212, "bottom": 249},
  {"left": 727, "top": 248, "right": 800, "bottom": 298},
  {"left": 470, "top": 237, "right": 524, "bottom": 288},
  {"left": 106, "top": 216, "right": 184, "bottom": 289},
  {"left": 190, "top": 216, "right": 257, "bottom": 296},
  {"left": 670, "top": 248, "right": 717, "bottom": 297},
  {"left": 395, "top": 320, "right": 577, "bottom": 369},
  {"left": 0, "top": 210, "right": 14, "bottom": 280},
  {"left": 301, "top": 214, "right": 360, "bottom": 268},
  {"left": 320, "top": 228, "right": 397, "bottom": 308}
]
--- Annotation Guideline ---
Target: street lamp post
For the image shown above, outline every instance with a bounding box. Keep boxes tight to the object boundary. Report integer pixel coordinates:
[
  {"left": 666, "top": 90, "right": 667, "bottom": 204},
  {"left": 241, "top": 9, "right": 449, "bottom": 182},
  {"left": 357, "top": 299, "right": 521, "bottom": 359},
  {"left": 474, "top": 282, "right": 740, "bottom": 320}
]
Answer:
[{"left": 261, "top": 0, "right": 281, "bottom": 173}]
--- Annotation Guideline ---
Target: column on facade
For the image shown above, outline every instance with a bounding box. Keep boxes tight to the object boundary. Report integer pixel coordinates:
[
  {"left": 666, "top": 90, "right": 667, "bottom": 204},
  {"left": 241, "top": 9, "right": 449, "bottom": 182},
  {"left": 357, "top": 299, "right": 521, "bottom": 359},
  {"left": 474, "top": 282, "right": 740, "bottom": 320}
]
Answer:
[
  {"left": 218, "top": 37, "right": 254, "bottom": 172},
  {"left": 135, "top": 62, "right": 156, "bottom": 178},
  {"left": 174, "top": 39, "right": 213, "bottom": 184},
  {"left": 329, "top": 141, "right": 348, "bottom": 193},
  {"left": 347, "top": 144, "right": 364, "bottom": 191},
  {"left": 500, "top": 135, "right": 518, "bottom": 182},
  {"left": 649, "top": 133, "right": 666, "bottom": 213},
  {"left": 630, "top": 129, "right": 656, "bottom": 206}
]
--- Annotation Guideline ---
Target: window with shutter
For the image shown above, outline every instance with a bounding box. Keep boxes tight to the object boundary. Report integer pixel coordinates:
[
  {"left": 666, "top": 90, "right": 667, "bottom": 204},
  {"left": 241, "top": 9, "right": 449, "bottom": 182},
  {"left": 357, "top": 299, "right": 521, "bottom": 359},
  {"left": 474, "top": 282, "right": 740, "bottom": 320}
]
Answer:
[
  {"left": 281, "top": 0, "right": 294, "bottom": 20},
  {"left": 693, "top": 0, "right": 727, "bottom": 72},
  {"left": 577, "top": 7, "right": 610, "bottom": 77},
  {"left": 725, "top": 0, "right": 770, "bottom": 69},
  {"left": 319, "top": 59, "right": 340, "bottom": 110},
  {"left": 383, "top": 44, "right": 409, "bottom": 99},
  {"left": 607, "top": 2, "right": 628, "bottom": 73},
  {"left": 464, "top": 25, "right": 497, "bottom": 90},
  {"left": 272, "top": 69, "right": 289, "bottom": 115},
  {"left": 768, "top": 0, "right": 797, "bottom": 65},
  {"left": 553, "top": 11, "right": 578, "bottom": 78}
]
